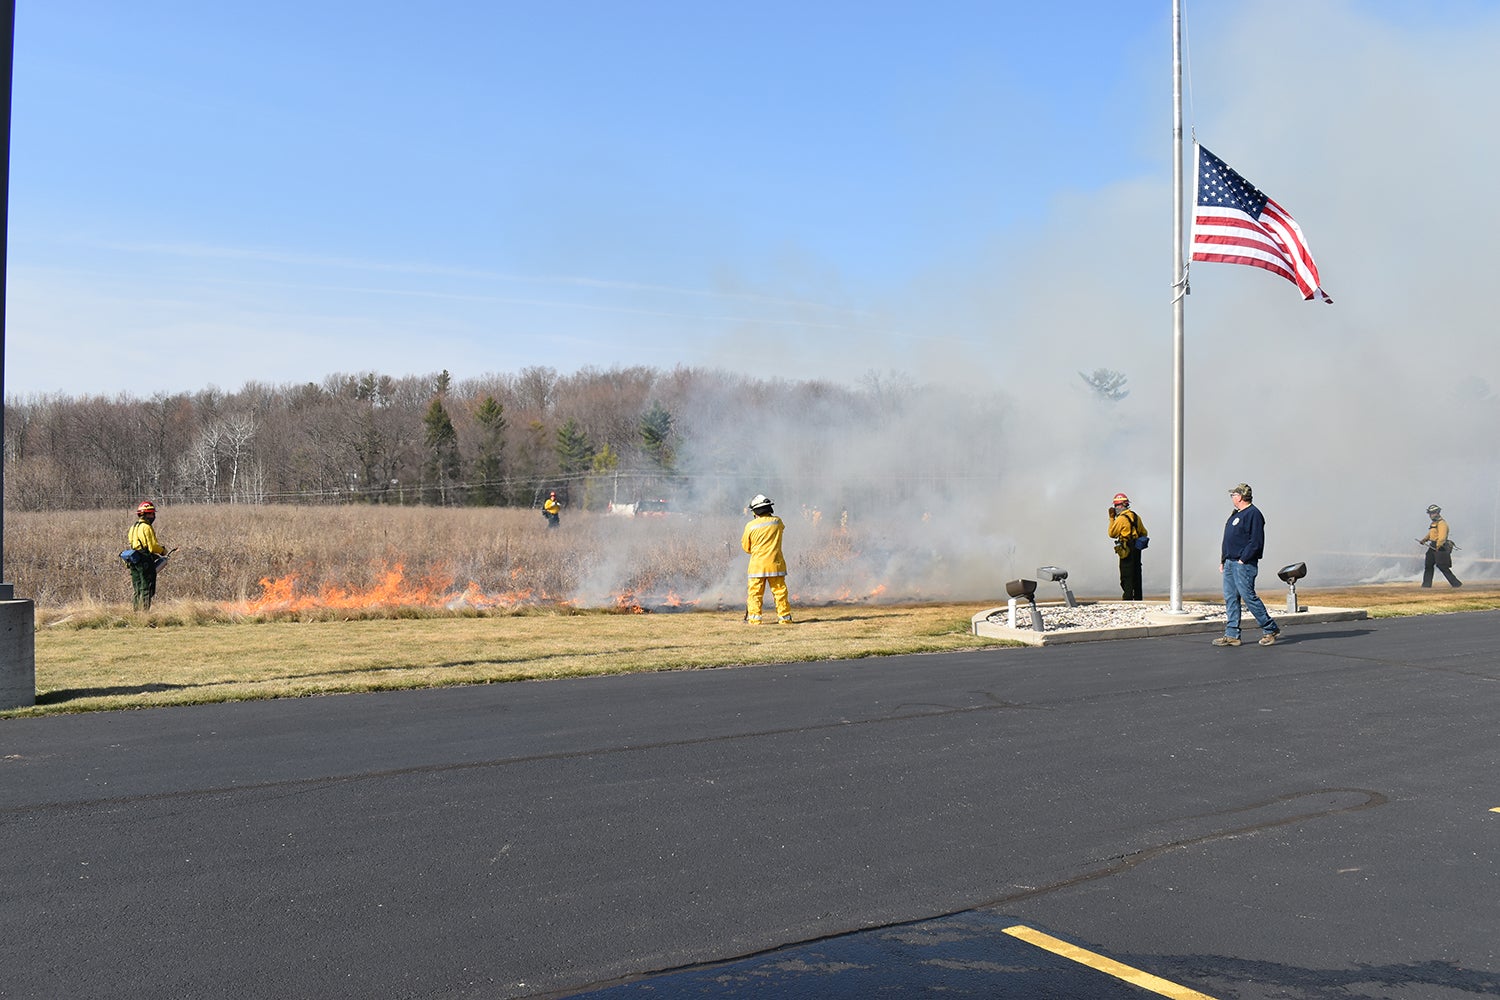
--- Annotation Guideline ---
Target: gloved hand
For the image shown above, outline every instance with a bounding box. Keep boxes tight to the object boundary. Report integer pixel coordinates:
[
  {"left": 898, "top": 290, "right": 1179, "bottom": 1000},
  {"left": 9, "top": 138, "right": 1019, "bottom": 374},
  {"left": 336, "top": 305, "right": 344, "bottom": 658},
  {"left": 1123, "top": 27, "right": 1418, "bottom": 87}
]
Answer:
[{"left": 1108, "top": 506, "right": 1118, "bottom": 517}]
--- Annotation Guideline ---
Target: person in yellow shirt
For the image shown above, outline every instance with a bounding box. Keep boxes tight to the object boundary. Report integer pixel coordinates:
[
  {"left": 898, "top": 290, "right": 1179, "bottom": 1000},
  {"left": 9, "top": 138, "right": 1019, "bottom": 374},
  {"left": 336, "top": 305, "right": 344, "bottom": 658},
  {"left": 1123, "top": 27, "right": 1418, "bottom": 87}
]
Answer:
[
  {"left": 125, "top": 501, "right": 170, "bottom": 610},
  {"left": 542, "top": 491, "right": 561, "bottom": 529},
  {"left": 741, "top": 494, "right": 791, "bottom": 624},
  {"left": 1418, "top": 504, "right": 1462, "bottom": 588},
  {"left": 1106, "top": 492, "right": 1147, "bottom": 600}
]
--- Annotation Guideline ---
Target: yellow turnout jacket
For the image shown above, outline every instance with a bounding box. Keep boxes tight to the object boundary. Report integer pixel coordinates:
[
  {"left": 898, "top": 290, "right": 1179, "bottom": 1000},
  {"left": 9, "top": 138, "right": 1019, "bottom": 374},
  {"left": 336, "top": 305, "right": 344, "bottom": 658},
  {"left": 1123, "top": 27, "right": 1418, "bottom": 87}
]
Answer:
[{"left": 741, "top": 515, "right": 787, "bottom": 577}]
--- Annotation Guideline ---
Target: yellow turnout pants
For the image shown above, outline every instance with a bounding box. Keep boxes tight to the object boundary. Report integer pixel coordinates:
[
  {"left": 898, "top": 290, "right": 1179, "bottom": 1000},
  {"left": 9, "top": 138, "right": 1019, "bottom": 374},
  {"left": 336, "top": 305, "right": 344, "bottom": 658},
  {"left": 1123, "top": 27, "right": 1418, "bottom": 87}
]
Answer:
[{"left": 747, "top": 575, "right": 791, "bottom": 623}]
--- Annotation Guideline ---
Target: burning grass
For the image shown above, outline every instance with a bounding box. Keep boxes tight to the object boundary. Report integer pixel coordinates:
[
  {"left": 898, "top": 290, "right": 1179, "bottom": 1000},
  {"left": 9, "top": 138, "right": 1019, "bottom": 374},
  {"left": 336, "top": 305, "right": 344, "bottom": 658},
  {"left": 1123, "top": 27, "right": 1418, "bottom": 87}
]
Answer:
[{"left": 6, "top": 504, "right": 916, "bottom": 620}]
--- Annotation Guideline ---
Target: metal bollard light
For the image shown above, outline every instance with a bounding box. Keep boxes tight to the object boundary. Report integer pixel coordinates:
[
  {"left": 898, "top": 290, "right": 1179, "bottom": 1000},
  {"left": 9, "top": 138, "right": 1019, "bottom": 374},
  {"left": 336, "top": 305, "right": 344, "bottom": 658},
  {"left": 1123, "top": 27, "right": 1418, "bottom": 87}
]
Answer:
[{"left": 1036, "top": 566, "right": 1076, "bottom": 608}]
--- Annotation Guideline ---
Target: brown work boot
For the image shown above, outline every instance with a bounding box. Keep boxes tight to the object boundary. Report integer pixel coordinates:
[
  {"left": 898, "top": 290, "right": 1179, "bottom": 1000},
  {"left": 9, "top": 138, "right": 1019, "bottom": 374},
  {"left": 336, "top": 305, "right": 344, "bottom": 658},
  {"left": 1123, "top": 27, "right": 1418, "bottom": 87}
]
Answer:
[
  {"left": 1211, "top": 636, "right": 1240, "bottom": 647},
  {"left": 1258, "top": 631, "right": 1279, "bottom": 646}
]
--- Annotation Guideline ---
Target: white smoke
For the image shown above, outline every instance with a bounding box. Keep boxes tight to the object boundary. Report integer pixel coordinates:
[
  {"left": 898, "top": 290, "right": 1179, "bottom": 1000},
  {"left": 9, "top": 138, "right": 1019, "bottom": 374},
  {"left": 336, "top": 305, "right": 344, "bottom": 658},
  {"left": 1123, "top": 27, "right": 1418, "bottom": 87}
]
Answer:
[{"left": 662, "top": 3, "right": 1500, "bottom": 599}]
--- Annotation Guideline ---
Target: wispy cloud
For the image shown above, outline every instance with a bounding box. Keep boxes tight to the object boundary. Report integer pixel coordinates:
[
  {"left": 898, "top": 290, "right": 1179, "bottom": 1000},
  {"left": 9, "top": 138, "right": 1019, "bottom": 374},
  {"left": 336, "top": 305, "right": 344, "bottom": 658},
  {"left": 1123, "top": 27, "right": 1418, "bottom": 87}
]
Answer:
[{"left": 70, "top": 237, "right": 875, "bottom": 318}]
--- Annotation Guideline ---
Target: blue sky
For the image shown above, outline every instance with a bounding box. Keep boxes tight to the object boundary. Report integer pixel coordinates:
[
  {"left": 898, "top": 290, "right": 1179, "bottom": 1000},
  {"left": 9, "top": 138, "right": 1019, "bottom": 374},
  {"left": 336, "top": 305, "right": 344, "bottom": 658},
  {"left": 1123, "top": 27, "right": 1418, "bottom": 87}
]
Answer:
[
  {"left": 8, "top": 1, "right": 1168, "bottom": 395},
  {"left": 11, "top": 1, "right": 1500, "bottom": 585},
  {"left": 8, "top": 1, "right": 1500, "bottom": 407}
]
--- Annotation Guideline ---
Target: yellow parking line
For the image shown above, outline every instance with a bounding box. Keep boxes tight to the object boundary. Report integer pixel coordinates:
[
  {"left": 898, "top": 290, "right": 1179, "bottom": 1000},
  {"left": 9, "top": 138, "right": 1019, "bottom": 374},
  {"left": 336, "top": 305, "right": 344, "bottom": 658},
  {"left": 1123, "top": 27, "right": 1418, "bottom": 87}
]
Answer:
[{"left": 1002, "top": 924, "right": 1220, "bottom": 1000}]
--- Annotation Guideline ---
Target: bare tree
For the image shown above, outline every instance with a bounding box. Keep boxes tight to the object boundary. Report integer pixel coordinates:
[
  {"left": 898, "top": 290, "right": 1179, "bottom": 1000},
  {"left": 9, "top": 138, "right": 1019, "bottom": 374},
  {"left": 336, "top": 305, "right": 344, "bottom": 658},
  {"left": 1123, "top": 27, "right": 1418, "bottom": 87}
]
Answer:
[
  {"left": 221, "top": 413, "right": 257, "bottom": 503},
  {"left": 180, "top": 421, "right": 225, "bottom": 502},
  {"left": 512, "top": 366, "right": 558, "bottom": 416}
]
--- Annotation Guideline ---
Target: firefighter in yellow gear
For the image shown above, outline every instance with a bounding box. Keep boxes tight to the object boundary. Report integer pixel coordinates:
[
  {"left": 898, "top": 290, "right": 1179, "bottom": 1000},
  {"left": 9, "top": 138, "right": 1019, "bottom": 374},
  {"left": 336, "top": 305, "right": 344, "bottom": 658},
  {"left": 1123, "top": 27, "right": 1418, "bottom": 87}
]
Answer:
[
  {"left": 741, "top": 494, "right": 791, "bottom": 623},
  {"left": 126, "top": 500, "right": 170, "bottom": 611},
  {"left": 542, "top": 491, "right": 561, "bottom": 529},
  {"left": 1419, "top": 503, "right": 1461, "bottom": 588},
  {"left": 1107, "top": 491, "right": 1147, "bottom": 600}
]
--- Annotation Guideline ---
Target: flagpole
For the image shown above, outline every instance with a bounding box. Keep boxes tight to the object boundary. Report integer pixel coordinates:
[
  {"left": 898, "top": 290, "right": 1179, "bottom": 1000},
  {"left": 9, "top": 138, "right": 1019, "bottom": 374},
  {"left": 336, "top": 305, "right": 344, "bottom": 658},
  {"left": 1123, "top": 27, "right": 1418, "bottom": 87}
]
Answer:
[{"left": 1170, "top": 0, "right": 1186, "bottom": 613}]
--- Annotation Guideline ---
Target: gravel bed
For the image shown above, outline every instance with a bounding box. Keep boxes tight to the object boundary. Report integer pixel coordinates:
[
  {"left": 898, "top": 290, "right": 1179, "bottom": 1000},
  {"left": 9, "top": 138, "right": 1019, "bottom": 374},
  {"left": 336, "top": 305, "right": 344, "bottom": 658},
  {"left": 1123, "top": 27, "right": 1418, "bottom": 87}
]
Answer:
[{"left": 983, "top": 600, "right": 1230, "bottom": 632}]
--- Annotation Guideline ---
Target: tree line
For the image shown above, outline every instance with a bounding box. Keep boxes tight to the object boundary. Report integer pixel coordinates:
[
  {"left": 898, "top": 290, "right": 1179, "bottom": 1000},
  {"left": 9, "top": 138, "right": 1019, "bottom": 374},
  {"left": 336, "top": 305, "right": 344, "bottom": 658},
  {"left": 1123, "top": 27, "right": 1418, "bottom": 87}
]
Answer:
[{"left": 2, "top": 365, "right": 915, "bottom": 512}]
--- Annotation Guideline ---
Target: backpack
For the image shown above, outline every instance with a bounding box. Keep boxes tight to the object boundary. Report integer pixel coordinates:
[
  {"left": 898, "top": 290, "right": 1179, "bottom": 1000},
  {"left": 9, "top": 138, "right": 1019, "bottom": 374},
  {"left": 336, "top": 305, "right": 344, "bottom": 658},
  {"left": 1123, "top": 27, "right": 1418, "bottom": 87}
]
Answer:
[{"left": 1115, "top": 510, "right": 1148, "bottom": 554}]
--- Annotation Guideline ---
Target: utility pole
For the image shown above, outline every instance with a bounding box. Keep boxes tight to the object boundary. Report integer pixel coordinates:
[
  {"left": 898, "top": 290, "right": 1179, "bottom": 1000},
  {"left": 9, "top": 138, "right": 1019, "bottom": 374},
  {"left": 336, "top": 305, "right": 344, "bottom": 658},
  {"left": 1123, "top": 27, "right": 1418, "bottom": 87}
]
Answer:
[
  {"left": 0, "top": 0, "right": 11, "bottom": 599},
  {"left": 0, "top": 0, "right": 36, "bottom": 711}
]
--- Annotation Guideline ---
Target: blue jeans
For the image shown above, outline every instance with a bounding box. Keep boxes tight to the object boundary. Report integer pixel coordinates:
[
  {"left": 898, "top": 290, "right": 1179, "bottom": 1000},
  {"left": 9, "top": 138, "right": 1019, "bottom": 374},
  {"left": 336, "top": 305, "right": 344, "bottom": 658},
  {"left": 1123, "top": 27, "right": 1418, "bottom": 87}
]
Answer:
[{"left": 1222, "top": 561, "right": 1277, "bottom": 640}]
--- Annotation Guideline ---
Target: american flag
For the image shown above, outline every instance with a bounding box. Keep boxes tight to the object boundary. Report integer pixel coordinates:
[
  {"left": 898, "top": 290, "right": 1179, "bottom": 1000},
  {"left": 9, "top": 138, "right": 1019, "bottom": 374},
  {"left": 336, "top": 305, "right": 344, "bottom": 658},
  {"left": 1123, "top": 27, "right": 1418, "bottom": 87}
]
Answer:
[{"left": 1191, "top": 144, "right": 1331, "bottom": 303}]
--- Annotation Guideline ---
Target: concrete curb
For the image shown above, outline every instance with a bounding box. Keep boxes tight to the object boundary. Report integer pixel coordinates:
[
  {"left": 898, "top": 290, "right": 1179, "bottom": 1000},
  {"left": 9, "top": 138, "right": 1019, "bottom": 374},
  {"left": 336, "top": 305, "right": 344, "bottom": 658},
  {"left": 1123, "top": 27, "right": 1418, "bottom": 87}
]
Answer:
[{"left": 971, "top": 602, "right": 1370, "bottom": 646}]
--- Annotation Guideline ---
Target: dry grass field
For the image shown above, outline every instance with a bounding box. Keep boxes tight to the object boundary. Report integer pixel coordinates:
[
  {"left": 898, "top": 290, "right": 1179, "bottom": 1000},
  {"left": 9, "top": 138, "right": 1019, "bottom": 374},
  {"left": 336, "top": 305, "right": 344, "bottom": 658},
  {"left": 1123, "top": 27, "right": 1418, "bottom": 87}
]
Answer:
[
  {"left": 3, "top": 506, "right": 1496, "bottom": 718},
  {"left": 5, "top": 504, "right": 905, "bottom": 619},
  {"left": 6, "top": 505, "right": 726, "bottom": 613}
]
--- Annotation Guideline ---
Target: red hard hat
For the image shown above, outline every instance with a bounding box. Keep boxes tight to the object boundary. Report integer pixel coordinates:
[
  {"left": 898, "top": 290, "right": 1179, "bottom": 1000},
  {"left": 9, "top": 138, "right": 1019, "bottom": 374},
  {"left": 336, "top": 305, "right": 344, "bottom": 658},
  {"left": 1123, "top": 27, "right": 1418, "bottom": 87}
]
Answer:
[
  {"left": 1112, "top": 493, "right": 1129, "bottom": 506},
  {"left": 136, "top": 501, "right": 156, "bottom": 516}
]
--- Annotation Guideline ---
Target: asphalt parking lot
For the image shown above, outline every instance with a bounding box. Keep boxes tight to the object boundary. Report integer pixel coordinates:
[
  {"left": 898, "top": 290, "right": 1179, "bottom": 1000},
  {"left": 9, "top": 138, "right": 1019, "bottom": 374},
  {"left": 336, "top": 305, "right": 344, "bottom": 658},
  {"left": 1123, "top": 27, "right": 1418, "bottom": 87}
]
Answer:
[{"left": 3, "top": 612, "right": 1497, "bottom": 999}]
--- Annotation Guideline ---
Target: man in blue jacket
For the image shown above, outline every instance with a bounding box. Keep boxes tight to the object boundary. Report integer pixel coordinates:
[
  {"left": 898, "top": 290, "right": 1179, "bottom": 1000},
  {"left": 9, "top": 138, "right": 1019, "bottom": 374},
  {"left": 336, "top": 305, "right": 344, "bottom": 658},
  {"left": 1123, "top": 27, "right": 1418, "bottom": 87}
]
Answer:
[{"left": 1214, "top": 482, "right": 1282, "bottom": 647}]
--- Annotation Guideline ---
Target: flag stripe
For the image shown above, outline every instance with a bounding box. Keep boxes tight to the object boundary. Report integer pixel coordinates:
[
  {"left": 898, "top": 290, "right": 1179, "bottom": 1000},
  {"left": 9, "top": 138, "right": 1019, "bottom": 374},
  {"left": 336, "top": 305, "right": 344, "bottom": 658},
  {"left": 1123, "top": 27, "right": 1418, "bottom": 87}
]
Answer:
[
  {"left": 1189, "top": 144, "right": 1328, "bottom": 302},
  {"left": 1191, "top": 224, "right": 1303, "bottom": 284},
  {"left": 1258, "top": 200, "right": 1319, "bottom": 296},
  {"left": 1192, "top": 251, "right": 1300, "bottom": 285},
  {"left": 1193, "top": 221, "right": 1291, "bottom": 253},
  {"left": 1193, "top": 238, "right": 1300, "bottom": 269},
  {"left": 1262, "top": 200, "right": 1321, "bottom": 287}
]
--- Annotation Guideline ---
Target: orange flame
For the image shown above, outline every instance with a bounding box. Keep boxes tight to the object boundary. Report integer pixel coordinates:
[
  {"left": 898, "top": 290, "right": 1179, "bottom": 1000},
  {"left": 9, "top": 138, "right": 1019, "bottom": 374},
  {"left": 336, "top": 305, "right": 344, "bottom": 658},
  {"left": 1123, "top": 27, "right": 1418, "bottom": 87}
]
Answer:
[
  {"left": 614, "top": 589, "right": 649, "bottom": 614},
  {"left": 234, "top": 563, "right": 552, "bottom": 614},
  {"left": 799, "top": 583, "right": 891, "bottom": 606},
  {"left": 607, "top": 588, "right": 702, "bottom": 613},
  {"left": 234, "top": 563, "right": 897, "bottom": 615}
]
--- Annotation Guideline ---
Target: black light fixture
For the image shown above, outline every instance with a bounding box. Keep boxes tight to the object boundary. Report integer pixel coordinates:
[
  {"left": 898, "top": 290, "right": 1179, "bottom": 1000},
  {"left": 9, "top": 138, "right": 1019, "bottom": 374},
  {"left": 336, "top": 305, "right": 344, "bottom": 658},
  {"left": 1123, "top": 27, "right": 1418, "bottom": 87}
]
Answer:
[{"left": 1277, "top": 562, "right": 1307, "bottom": 613}]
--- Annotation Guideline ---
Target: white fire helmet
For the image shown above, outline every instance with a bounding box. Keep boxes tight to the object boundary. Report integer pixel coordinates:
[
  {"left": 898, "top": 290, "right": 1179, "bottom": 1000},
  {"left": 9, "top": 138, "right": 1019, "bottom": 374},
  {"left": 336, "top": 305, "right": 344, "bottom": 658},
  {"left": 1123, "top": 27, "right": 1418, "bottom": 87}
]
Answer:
[{"left": 749, "top": 494, "right": 774, "bottom": 512}]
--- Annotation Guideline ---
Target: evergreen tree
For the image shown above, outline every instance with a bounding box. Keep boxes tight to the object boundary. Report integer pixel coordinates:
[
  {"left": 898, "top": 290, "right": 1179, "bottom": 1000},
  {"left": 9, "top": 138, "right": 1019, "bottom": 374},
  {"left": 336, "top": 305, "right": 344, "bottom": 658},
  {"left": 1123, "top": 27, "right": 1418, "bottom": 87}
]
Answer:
[
  {"left": 471, "top": 395, "right": 508, "bottom": 505},
  {"left": 554, "top": 418, "right": 593, "bottom": 478},
  {"left": 591, "top": 443, "right": 619, "bottom": 474},
  {"left": 423, "top": 397, "right": 462, "bottom": 505},
  {"left": 639, "top": 400, "right": 675, "bottom": 471}
]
